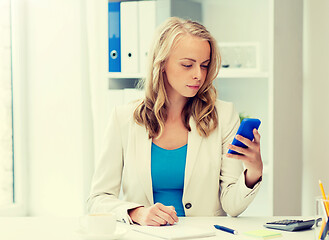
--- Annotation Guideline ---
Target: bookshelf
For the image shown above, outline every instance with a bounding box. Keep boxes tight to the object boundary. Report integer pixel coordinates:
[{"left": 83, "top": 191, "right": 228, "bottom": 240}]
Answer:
[{"left": 107, "top": 71, "right": 269, "bottom": 80}]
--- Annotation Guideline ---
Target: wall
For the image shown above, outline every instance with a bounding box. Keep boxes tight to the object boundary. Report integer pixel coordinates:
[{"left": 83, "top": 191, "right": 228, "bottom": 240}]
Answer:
[
  {"left": 25, "top": 0, "right": 93, "bottom": 216},
  {"left": 272, "top": 0, "right": 303, "bottom": 216},
  {"left": 302, "top": 0, "right": 329, "bottom": 216},
  {"left": 171, "top": 0, "right": 202, "bottom": 23}
]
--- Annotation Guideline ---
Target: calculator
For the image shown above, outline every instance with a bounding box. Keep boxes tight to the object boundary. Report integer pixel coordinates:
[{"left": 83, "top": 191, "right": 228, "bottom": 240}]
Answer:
[{"left": 264, "top": 219, "right": 315, "bottom": 231}]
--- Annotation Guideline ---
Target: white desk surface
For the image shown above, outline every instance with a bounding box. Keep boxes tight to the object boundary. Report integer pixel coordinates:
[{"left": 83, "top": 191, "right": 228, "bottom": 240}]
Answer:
[{"left": 0, "top": 216, "right": 315, "bottom": 240}]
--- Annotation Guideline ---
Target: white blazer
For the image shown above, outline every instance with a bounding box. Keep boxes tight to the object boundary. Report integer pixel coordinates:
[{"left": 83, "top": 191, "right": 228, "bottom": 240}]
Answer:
[{"left": 87, "top": 100, "right": 261, "bottom": 224}]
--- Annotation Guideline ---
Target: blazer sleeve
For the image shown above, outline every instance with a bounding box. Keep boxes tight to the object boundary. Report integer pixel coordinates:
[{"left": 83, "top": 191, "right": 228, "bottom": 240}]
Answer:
[
  {"left": 218, "top": 101, "right": 262, "bottom": 217},
  {"left": 86, "top": 106, "right": 143, "bottom": 224}
]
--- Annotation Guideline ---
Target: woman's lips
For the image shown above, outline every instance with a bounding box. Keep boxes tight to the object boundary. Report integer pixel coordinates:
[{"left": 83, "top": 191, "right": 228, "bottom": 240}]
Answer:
[{"left": 187, "top": 85, "right": 200, "bottom": 90}]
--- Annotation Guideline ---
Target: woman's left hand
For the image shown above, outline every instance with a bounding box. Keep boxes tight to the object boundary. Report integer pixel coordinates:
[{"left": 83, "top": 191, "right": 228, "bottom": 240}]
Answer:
[{"left": 226, "top": 128, "right": 263, "bottom": 188}]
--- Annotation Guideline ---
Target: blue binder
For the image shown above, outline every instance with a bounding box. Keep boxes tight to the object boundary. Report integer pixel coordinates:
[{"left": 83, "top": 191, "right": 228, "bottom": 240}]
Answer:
[{"left": 108, "top": 2, "right": 121, "bottom": 72}]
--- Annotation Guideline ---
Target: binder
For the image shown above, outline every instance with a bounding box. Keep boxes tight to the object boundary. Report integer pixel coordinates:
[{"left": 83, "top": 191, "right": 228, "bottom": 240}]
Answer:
[
  {"left": 120, "top": 1, "right": 139, "bottom": 73},
  {"left": 138, "top": 1, "right": 156, "bottom": 76},
  {"left": 108, "top": 2, "right": 121, "bottom": 72}
]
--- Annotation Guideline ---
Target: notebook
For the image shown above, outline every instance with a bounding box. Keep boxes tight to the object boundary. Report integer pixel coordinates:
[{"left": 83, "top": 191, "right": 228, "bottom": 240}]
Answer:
[
  {"left": 244, "top": 229, "right": 282, "bottom": 239},
  {"left": 131, "top": 224, "right": 216, "bottom": 240}
]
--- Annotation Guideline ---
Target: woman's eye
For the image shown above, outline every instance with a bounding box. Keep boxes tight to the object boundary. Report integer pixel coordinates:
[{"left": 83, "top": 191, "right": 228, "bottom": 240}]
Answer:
[
  {"left": 201, "top": 65, "right": 209, "bottom": 69},
  {"left": 182, "top": 64, "right": 192, "bottom": 68}
]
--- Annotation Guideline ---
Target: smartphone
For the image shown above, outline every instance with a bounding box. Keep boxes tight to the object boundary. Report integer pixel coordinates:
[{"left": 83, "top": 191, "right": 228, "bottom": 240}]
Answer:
[{"left": 228, "top": 118, "right": 261, "bottom": 155}]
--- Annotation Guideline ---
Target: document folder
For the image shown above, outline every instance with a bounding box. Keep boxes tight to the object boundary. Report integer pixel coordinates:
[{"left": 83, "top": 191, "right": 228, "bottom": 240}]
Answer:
[
  {"left": 108, "top": 2, "right": 121, "bottom": 72},
  {"left": 138, "top": 0, "right": 156, "bottom": 76},
  {"left": 120, "top": 1, "right": 139, "bottom": 73}
]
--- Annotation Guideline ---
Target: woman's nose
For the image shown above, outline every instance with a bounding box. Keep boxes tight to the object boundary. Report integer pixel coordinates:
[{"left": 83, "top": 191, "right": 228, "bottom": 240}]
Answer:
[{"left": 193, "top": 66, "right": 202, "bottom": 80}]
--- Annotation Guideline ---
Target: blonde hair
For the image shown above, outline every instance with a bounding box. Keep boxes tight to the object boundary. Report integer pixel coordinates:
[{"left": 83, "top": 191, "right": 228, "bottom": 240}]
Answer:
[{"left": 134, "top": 17, "right": 220, "bottom": 138}]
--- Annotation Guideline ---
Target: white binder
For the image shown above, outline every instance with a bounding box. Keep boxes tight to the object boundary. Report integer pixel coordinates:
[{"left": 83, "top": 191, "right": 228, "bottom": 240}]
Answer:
[
  {"left": 138, "top": 0, "right": 156, "bottom": 76},
  {"left": 120, "top": 1, "right": 139, "bottom": 73}
]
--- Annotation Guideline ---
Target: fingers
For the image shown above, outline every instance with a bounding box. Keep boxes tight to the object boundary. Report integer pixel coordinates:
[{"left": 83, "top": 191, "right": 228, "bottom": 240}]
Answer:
[
  {"left": 156, "top": 203, "right": 179, "bottom": 224},
  {"left": 227, "top": 130, "right": 261, "bottom": 158},
  {"left": 233, "top": 129, "right": 260, "bottom": 147},
  {"left": 152, "top": 214, "right": 168, "bottom": 226},
  {"left": 226, "top": 152, "right": 245, "bottom": 160},
  {"left": 235, "top": 134, "right": 252, "bottom": 148},
  {"left": 140, "top": 211, "right": 165, "bottom": 226},
  {"left": 141, "top": 203, "right": 178, "bottom": 226},
  {"left": 227, "top": 143, "right": 248, "bottom": 156},
  {"left": 253, "top": 129, "right": 261, "bottom": 143},
  {"left": 228, "top": 129, "right": 260, "bottom": 153}
]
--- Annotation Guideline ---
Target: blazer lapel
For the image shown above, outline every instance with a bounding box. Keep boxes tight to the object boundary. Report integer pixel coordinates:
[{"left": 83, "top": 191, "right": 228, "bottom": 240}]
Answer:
[
  {"left": 135, "top": 124, "right": 153, "bottom": 205},
  {"left": 184, "top": 118, "right": 203, "bottom": 190}
]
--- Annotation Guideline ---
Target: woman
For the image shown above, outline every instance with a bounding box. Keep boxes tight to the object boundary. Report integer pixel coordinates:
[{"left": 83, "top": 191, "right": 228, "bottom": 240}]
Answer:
[{"left": 87, "top": 17, "right": 263, "bottom": 226}]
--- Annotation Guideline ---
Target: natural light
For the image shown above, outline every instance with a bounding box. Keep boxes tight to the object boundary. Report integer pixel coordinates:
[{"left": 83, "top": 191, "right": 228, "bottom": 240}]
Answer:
[{"left": 0, "top": 0, "right": 13, "bottom": 207}]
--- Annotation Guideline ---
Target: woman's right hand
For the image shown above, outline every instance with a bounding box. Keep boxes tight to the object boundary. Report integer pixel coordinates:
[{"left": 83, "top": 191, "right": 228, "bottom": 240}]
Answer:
[{"left": 128, "top": 203, "right": 179, "bottom": 226}]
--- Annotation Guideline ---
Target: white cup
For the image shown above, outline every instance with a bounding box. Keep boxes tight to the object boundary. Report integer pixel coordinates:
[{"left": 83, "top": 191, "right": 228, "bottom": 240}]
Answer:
[{"left": 80, "top": 213, "right": 117, "bottom": 235}]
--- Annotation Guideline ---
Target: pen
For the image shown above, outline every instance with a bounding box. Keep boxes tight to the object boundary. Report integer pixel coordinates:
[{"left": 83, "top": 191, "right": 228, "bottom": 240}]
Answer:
[{"left": 214, "top": 225, "right": 238, "bottom": 235}]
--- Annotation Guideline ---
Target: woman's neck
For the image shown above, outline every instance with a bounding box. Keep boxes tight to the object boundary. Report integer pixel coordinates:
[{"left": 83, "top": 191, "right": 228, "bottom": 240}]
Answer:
[{"left": 167, "top": 96, "right": 188, "bottom": 122}]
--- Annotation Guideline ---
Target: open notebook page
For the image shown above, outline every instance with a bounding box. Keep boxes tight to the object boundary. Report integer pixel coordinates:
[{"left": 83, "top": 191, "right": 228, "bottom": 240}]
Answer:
[{"left": 131, "top": 224, "right": 216, "bottom": 240}]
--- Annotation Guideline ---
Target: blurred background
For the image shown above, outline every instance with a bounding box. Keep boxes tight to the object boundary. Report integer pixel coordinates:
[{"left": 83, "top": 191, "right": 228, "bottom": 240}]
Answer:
[{"left": 0, "top": 0, "right": 328, "bottom": 218}]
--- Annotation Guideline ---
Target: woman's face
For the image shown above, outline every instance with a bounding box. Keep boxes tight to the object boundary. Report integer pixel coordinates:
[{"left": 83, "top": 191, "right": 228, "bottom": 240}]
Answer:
[{"left": 163, "top": 34, "right": 211, "bottom": 102}]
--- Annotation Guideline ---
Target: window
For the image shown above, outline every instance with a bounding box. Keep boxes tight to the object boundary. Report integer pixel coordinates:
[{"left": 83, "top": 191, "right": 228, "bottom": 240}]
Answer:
[{"left": 0, "top": 0, "right": 14, "bottom": 207}]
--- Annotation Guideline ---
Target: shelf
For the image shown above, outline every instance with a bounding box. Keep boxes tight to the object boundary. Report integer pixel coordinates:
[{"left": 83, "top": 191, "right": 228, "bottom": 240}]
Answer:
[
  {"left": 108, "top": 71, "right": 269, "bottom": 80},
  {"left": 108, "top": 72, "right": 145, "bottom": 79}
]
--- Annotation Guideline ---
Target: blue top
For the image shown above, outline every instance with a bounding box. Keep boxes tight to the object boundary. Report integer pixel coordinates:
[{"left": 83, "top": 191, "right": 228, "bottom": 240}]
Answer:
[{"left": 151, "top": 143, "right": 187, "bottom": 217}]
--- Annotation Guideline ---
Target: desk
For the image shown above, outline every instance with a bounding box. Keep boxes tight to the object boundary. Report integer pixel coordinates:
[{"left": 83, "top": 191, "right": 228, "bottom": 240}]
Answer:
[{"left": 0, "top": 216, "right": 315, "bottom": 240}]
